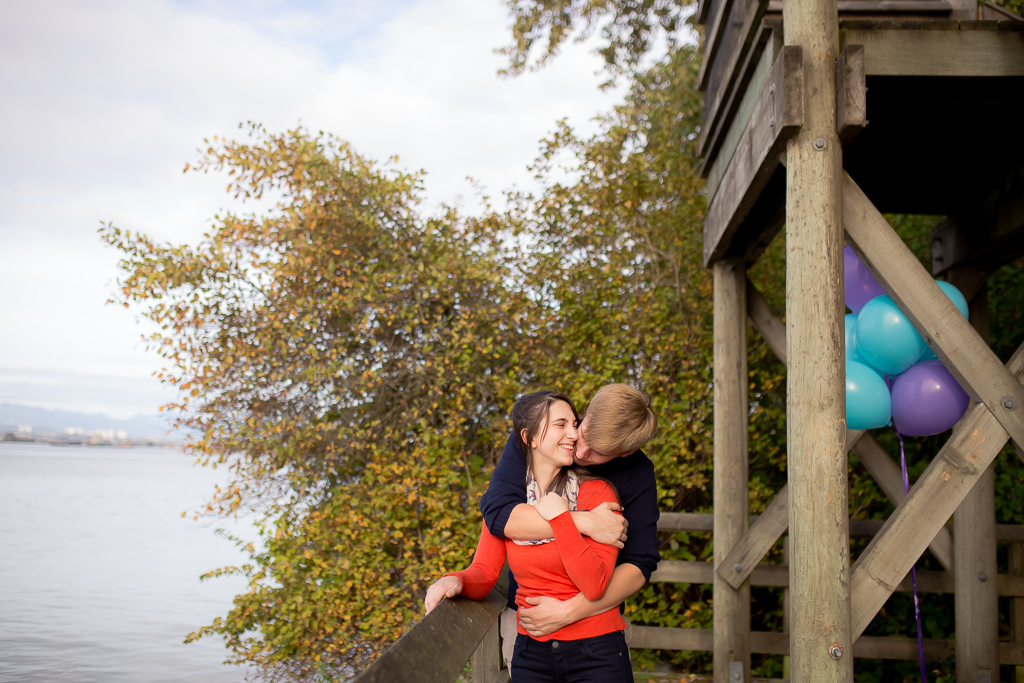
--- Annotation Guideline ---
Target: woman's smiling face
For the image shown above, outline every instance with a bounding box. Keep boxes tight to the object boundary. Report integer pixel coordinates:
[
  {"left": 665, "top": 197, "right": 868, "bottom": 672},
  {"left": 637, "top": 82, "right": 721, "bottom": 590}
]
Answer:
[{"left": 530, "top": 400, "right": 578, "bottom": 468}]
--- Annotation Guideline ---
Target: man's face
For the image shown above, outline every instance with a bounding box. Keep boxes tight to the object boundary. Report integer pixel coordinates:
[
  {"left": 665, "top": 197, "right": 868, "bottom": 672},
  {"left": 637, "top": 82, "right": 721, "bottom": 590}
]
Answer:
[{"left": 573, "top": 415, "right": 625, "bottom": 466}]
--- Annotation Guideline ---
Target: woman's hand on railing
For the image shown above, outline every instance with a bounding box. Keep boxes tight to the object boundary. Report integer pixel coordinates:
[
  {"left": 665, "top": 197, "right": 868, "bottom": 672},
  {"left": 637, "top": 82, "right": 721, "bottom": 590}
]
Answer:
[
  {"left": 424, "top": 575, "right": 464, "bottom": 613},
  {"left": 536, "top": 492, "right": 570, "bottom": 521}
]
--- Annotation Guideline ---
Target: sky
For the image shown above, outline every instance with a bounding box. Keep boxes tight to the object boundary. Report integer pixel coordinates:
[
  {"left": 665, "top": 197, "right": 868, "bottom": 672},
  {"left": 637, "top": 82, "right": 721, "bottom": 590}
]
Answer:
[{"left": 0, "top": 0, "right": 632, "bottom": 420}]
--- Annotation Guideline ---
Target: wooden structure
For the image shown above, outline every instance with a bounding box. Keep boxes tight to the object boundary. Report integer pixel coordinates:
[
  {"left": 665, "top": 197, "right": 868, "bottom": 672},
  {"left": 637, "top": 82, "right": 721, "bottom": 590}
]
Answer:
[{"left": 698, "top": 0, "right": 1024, "bottom": 678}]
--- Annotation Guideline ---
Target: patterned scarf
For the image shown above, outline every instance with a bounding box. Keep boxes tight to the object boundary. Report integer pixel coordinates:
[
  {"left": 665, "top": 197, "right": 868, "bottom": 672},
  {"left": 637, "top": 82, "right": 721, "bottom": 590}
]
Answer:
[{"left": 512, "top": 470, "right": 581, "bottom": 546}]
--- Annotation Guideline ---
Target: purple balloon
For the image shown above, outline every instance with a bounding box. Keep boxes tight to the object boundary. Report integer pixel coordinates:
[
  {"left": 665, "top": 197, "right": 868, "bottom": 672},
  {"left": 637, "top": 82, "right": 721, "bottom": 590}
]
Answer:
[
  {"left": 845, "top": 245, "right": 886, "bottom": 314},
  {"left": 891, "top": 360, "right": 971, "bottom": 436}
]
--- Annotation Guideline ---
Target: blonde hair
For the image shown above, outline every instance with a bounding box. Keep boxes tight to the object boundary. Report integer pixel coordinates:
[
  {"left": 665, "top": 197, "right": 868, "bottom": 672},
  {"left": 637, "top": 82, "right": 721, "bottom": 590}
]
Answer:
[{"left": 585, "top": 384, "right": 657, "bottom": 455}]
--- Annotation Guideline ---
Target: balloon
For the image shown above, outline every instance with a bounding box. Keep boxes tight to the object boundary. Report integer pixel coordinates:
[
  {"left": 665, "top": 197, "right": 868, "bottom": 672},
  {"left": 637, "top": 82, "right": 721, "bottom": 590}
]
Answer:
[
  {"left": 920, "top": 281, "right": 969, "bottom": 360},
  {"left": 844, "top": 245, "right": 886, "bottom": 314},
  {"left": 856, "top": 295, "right": 927, "bottom": 375},
  {"left": 844, "top": 314, "right": 870, "bottom": 365},
  {"left": 846, "top": 360, "right": 892, "bottom": 430},
  {"left": 891, "top": 360, "right": 970, "bottom": 436}
]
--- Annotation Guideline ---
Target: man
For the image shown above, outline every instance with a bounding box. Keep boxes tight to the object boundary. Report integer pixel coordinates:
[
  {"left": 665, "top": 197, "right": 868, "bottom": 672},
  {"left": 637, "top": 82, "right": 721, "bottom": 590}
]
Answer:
[{"left": 479, "top": 383, "right": 661, "bottom": 666}]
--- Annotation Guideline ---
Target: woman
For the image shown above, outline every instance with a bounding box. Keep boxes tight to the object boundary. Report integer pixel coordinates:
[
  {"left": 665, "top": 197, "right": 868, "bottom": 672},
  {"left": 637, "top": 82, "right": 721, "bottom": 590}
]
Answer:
[{"left": 424, "top": 391, "right": 632, "bottom": 682}]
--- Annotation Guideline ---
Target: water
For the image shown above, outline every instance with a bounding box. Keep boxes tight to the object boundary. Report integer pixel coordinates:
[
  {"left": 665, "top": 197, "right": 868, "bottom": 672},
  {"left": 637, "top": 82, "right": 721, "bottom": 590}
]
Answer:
[{"left": 0, "top": 443, "right": 253, "bottom": 682}]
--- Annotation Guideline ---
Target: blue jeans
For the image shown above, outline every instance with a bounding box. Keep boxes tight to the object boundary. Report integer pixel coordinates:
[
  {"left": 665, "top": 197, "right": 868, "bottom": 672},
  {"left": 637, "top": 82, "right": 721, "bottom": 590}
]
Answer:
[{"left": 510, "top": 631, "right": 633, "bottom": 683}]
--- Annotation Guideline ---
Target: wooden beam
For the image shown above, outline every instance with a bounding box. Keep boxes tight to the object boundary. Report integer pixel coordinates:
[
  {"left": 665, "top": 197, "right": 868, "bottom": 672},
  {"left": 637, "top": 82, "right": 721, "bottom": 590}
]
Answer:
[
  {"left": 704, "top": 46, "right": 803, "bottom": 266},
  {"left": 658, "top": 558, "right": 1024, "bottom": 595},
  {"left": 836, "top": 45, "right": 867, "bottom": 146},
  {"left": 698, "top": 0, "right": 741, "bottom": 91},
  {"left": 747, "top": 280, "right": 788, "bottom": 363},
  {"left": 950, "top": 268, "right": 1001, "bottom": 682},
  {"left": 657, "top": 510, "right": 1024, "bottom": 543},
  {"left": 630, "top": 627, "right": 1024, "bottom": 665},
  {"left": 849, "top": 341, "right": 1024, "bottom": 640},
  {"left": 843, "top": 172, "right": 1024, "bottom": 454},
  {"left": 771, "top": 0, "right": 955, "bottom": 11},
  {"left": 352, "top": 581, "right": 508, "bottom": 683},
  {"left": 839, "top": 27, "right": 1024, "bottom": 76},
  {"left": 852, "top": 433, "right": 955, "bottom": 574},
  {"left": 703, "top": 17, "right": 781, "bottom": 197},
  {"left": 843, "top": 174, "right": 1024, "bottom": 454},
  {"left": 713, "top": 258, "right": 752, "bottom": 682},
  {"left": 784, "top": 0, "right": 851, "bottom": 671}
]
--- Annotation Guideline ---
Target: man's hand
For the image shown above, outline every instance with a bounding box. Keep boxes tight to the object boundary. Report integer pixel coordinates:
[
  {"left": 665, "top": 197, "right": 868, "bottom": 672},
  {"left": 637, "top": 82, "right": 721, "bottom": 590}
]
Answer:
[
  {"left": 536, "top": 492, "right": 569, "bottom": 521},
  {"left": 575, "top": 501, "right": 628, "bottom": 547},
  {"left": 424, "top": 575, "right": 463, "bottom": 613},
  {"left": 518, "top": 594, "right": 583, "bottom": 637}
]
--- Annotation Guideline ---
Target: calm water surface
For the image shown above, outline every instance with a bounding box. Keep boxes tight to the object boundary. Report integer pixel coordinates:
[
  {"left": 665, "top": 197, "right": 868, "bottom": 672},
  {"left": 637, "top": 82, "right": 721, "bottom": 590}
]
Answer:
[{"left": 0, "top": 443, "right": 252, "bottom": 682}]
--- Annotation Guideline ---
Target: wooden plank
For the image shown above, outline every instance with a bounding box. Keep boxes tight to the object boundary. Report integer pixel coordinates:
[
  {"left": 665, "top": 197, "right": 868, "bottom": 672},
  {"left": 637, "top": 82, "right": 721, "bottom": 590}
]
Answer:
[
  {"left": 704, "top": 18, "right": 780, "bottom": 199},
  {"left": 631, "top": 627, "right": 1024, "bottom": 665},
  {"left": 659, "top": 511, "right": 715, "bottom": 532},
  {"left": 471, "top": 620, "right": 502, "bottom": 683},
  {"left": 713, "top": 258, "right": 752, "bottom": 683},
  {"left": 852, "top": 433, "right": 955, "bottom": 574},
  {"left": 658, "top": 510, "right": 1024, "bottom": 542},
  {"left": 839, "top": 28, "right": 1024, "bottom": 76},
  {"left": 703, "top": 46, "right": 803, "bottom": 266},
  {"left": 849, "top": 341, "right": 1024, "bottom": 640},
  {"left": 699, "top": 0, "right": 741, "bottom": 91},
  {"left": 352, "top": 582, "right": 508, "bottom": 683},
  {"left": 843, "top": 172, "right": 1024, "bottom": 455},
  {"left": 836, "top": 44, "right": 867, "bottom": 146},
  {"left": 657, "top": 558, "right": 1024, "bottom": 595}
]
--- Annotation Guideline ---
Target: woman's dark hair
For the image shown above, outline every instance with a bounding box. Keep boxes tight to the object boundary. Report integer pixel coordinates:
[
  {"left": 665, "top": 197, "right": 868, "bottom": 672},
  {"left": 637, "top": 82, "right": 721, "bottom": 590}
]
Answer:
[{"left": 511, "top": 390, "right": 605, "bottom": 498}]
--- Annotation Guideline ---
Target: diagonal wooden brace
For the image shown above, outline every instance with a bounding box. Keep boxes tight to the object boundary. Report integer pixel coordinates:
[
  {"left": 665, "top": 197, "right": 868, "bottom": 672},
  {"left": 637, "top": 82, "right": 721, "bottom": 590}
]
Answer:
[
  {"left": 850, "top": 341, "right": 1024, "bottom": 640},
  {"left": 717, "top": 283, "right": 956, "bottom": 589},
  {"left": 843, "top": 172, "right": 1024, "bottom": 458},
  {"left": 852, "top": 433, "right": 954, "bottom": 576}
]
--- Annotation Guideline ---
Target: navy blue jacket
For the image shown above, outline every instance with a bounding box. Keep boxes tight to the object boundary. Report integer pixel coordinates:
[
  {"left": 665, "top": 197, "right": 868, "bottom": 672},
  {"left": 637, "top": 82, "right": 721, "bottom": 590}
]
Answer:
[{"left": 479, "top": 433, "right": 661, "bottom": 609}]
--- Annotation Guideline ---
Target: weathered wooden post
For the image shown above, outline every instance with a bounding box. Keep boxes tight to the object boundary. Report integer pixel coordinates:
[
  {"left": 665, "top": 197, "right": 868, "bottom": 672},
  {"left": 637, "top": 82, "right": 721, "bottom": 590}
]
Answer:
[
  {"left": 783, "top": 0, "right": 852, "bottom": 677},
  {"left": 713, "top": 257, "right": 751, "bottom": 682},
  {"left": 949, "top": 270, "right": 1001, "bottom": 682}
]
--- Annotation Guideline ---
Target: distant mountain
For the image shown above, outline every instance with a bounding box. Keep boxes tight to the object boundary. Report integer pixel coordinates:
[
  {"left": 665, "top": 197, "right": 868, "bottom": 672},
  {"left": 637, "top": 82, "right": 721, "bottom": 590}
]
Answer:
[{"left": 0, "top": 403, "right": 179, "bottom": 441}]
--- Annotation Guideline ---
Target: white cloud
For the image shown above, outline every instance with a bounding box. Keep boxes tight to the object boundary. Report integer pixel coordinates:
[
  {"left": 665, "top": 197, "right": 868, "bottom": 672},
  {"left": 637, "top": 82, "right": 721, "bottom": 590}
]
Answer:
[{"left": 0, "top": 0, "right": 625, "bottom": 418}]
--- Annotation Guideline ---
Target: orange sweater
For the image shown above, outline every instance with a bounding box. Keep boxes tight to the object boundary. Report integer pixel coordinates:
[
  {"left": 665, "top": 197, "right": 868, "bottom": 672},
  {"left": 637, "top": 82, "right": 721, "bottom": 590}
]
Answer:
[{"left": 450, "top": 479, "right": 626, "bottom": 642}]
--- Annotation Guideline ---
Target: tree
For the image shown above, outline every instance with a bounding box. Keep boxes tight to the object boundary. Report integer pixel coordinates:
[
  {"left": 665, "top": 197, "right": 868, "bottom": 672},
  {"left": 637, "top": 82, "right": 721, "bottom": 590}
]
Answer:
[{"left": 102, "top": 125, "right": 538, "bottom": 679}]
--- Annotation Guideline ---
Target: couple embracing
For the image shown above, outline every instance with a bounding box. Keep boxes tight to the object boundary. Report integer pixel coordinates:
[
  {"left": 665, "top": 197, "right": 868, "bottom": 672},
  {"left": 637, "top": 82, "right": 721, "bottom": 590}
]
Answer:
[{"left": 425, "top": 384, "right": 660, "bottom": 682}]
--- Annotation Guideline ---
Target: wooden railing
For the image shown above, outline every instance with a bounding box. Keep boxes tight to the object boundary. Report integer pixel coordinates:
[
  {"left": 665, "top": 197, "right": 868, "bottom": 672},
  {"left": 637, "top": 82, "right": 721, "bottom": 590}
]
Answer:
[
  {"left": 352, "top": 569, "right": 509, "bottom": 683},
  {"left": 352, "top": 513, "right": 1024, "bottom": 681}
]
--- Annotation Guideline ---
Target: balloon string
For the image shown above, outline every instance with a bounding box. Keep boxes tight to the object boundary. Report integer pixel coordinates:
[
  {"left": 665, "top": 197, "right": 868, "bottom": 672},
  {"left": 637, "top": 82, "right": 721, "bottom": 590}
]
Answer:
[{"left": 898, "top": 431, "right": 928, "bottom": 683}]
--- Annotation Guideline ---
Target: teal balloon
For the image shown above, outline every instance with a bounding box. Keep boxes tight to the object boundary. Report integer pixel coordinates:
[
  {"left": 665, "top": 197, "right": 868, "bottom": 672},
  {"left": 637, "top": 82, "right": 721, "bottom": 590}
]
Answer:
[
  {"left": 855, "top": 295, "right": 926, "bottom": 375},
  {"left": 844, "top": 314, "right": 868, "bottom": 365},
  {"left": 920, "top": 280, "right": 969, "bottom": 360},
  {"left": 846, "top": 360, "right": 892, "bottom": 430}
]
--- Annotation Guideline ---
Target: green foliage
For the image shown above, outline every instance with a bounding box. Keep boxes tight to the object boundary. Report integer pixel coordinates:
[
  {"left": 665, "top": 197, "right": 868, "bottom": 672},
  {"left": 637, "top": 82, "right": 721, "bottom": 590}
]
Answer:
[
  {"left": 498, "top": 0, "right": 692, "bottom": 81},
  {"left": 102, "top": 125, "right": 537, "bottom": 678}
]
